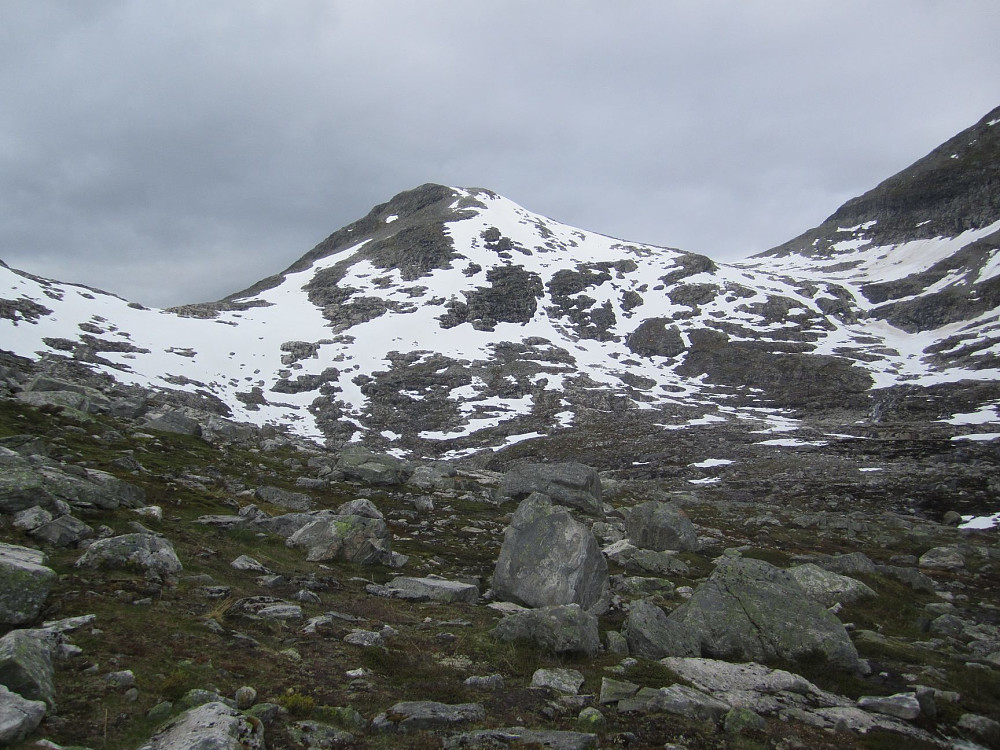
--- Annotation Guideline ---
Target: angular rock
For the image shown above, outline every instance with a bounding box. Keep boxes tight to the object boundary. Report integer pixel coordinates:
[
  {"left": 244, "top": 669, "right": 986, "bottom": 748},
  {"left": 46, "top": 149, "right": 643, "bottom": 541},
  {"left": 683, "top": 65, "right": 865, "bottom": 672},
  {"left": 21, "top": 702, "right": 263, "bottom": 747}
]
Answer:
[
  {"left": 0, "top": 629, "right": 56, "bottom": 707},
  {"left": 142, "top": 408, "right": 203, "bottom": 437},
  {"left": 288, "top": 720, "right": 353, "bottom": 748},
  {"left": 255, "top": 510, "right": 338, "bottom": 539},
  {"left": 443, "top": 727, "right": 598, "bottom": 750},
  {"left": 877, "top": 564, "right": 935, "bottom": 593},
  {"left": 336, "top": 446, "right": 413, "bottom": 485},
  {"left": 384, "top": 576, "right": 479, "bottom": 603},
  {"left": 645, "top": 684, "right": 731, "bottom": 723},
  {"left": 818, "top": 551, "right": 879, "bottom": 577},
  {"left": 787, "top": 563, "right": 876, "bottom": 607},
  {"left": 136, "top": 701, "right": 264, "bottom": 750},
  {"left": 11, "top": 507, "right": 52, "bottom": 532},
  {"left": 287, "top": 514, "right": 393, "bottom": 565},
  {"left": 464, "top": 674, "right": 505, "bottom": 690},
  {"left": 75, "top": 533, "right": 183, "bottom": 577},
  {"left": 378, "top": 700, "right": 485, "bottom": 732},
  {"left": 957, "top": 713, "right": 1000, "bottom": 747},
  {"left": 492, "top": 493, "right": 609, "bottom": 613},
  {"left": 623, "top": 599, "right": 699, "bottom": 660},
  {"left": 660, "top": 657, "right": 815, "bottom": 697},
  {"left": 29, "top": 514, "right": 94, "bottom": 548},
  {"left": 230, "top": 555, "right": 271, "bottom": 574},
  {"left": 858, "top": 692, "right": 921, "bottom": 720},
  {"left": 918, "top": 546, "right": 965, "bottom": 570},
  {"left": 336, "top": 498, "right": 384, "bottom": 519},
  {"left": 500, "top": 462, "right": 603, "bottom": 516},
  {"left": 530, "top": 668, "right": 585, "bottom": 694},
  {"left": 254, "top": 485, "right": 313, "bottom": 512},
  {"left": 0, "top": 544, "right": 56, "bottom": 626},
  {"left": 599, "top": 678, "right": 640, "bottom": 705},
  {"left": 0, "top": 684, "right": 46, "bottom": 744},
  {"left": 667, "top": 557, "right": 860, "bottom": 671},
  {"left": 492, "top": 604, "right": 600, "bottom": 657},
  {"left": 624, "top": 501, "right": 697, "bottom": 552}
]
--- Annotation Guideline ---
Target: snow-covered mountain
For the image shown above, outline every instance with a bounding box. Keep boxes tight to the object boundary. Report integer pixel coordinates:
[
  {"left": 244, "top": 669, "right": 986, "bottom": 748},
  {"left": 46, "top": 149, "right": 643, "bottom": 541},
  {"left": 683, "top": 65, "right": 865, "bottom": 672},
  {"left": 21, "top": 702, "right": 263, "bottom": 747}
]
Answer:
[{"left": 2, "top": 107, "right": 999, "bottom": 464}]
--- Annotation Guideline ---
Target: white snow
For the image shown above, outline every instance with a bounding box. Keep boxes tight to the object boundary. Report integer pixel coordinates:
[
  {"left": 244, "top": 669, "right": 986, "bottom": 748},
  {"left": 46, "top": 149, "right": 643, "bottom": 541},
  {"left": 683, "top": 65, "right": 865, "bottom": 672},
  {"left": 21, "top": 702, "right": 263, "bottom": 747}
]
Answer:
[
  {"left": 689, "top": 458, "right": 734, "bottom": 468},
  {"left": 940, "top": 405, "right": 1000, "bottom": 426},
  {"left": 756, "top": 438, "right": 829, "bottom": 447},
  {"left": 959, "top": 512, "right": 1000, "bottom": 529},
  {"left": 688, "top": 477, "right": 720, "bottom": 485},
  {"left": 951, "top": 432, "right": 1000, "bottom": 442}
]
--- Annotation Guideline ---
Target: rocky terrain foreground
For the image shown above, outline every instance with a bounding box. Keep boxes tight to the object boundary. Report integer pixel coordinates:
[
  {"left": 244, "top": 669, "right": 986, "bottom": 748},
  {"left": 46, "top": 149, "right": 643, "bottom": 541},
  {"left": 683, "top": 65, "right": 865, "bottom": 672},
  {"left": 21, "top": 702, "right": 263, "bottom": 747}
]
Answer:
[{"left": 0, "top": 359, "right": 997, "bottom": 750}]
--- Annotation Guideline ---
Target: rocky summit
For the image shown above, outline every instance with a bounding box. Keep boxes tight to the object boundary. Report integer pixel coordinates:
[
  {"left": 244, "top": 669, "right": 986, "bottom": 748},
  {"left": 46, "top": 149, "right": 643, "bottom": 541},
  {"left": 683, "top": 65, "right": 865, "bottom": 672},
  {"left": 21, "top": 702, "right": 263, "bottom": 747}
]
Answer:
[{"left": 0, "top": 108, "right": 997, "bottom": 748}]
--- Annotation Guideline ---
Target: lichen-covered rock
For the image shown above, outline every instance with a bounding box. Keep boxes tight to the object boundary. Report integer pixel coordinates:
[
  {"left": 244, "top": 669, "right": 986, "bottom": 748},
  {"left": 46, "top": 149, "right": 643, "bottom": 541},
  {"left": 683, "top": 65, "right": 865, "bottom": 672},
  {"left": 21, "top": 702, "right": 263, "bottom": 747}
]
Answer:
[
  {"left": 286, "top": 514, "right": 393, "bottom": 565},
  {"left": 787, "top": 563, "right": 876, "bottom": 607},
  {"left": 491, "top": 604, "right": 600, "bottom": 657},
  {"left": 918, "top": 546, "right": 965, "bottom": 570},
  {"left": 0, "top": 629, "right": 56, "bottom": 707},
  {"left": 667, "top": 557, "right": 860, "bottom": 671},
  {"left": 29, "top": 514, "right": 94, "bottom": 548},
  {"left": 530, "top": 668, "right": 585, "bottom": 695},
  {"left": 75, "top": 533, "right": 183, "bottom": 577},
  {"left": 492, "top": 493, "right": 609, "bottom": 613},
  {"left": 0, "top": 544, "right": 56, "bottom": 626},
  {"left": 0, "top": 684, "right": 46, "bottom": 744},
  {"left": 136, "top": 701, "right": 264, "bottom": 750},
  {"left": 376, "top": 700, "right": 485, "bottom": 732},
  {"left": 336, "top": 446, "right": 413, "bottom": 485},
  {"left": 623, "top": 501, "right": 697, "bottom": 552},
  {"left": 499, "top": 462, "right": 603, "bottom": 516},
  {"left": 623, "top": 599, "right": 700, "bottom": 659},
  {"left": 253, "top": 485, "right": 313, "bottom": 511},
  {"left": 384, "top": 576, "right": 479, "bottom": 603}
]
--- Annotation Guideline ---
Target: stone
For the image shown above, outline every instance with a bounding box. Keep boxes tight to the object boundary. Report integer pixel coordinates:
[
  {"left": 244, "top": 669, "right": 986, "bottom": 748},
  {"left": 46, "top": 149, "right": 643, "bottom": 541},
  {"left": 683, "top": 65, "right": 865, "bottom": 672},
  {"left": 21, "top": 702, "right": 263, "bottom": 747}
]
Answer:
[
  {"left": 0, "top": 684, "right": 46, "bottom": 744},
  {"left": 918, "top": 546, "right": 965, "bottom": 570},
  {"left": 660, "top": 657, "right": 815, "bottom": 697},
  {"left": 443, "top": 728, "right": 598, "bottom": 750},
  {"left": 530, "top": 668, "right": 585, "bottom": 694},
  {"left": 645, "top": 684, "right": 731, "bottom": 723},
  {"left": 787, "top": 563, "right": 876, "bottom": 607},
  {"left": 384, "top": 576, "right": 479, "bottom": 603},
  {"left": 624, "top": 501, "right": 697, "bottom": 552},
  {"left": 577, "top": 707, "right": 605, "bottom": 729},
  {"left": 344, "top": 630, "right": 385, "bottom": 648},
  {"left": 499, "top": 462, "right": 603, "bottom": 516},
  {"left": 336, "top": 446, "right": 413, "bottom": 485},
  {"left": 75, "top": 533, "right": 183, "bottom": 577},
  {"left": 858, "top": 692, "right": 921, "bottom": 720},
  {"left": 623, "top": 599, "right": 699, "bottom": 660},
  {"left": 464, "top": 674, "right": 505, "bottom": 690},
  {"left": 254, "top": 485, "right": 312, "bottom": 512},
  {"left": 876, "top": 564, "right": 936, "bottom": 592},
  {"left": 492, "top": 493, "right": 609, "bottom": 613},
  {"left": 957, "top": 713, "right": 1000, "bottom": 747},
  {"left": 666, "top": 557, "right": 860, "bottom": 671},
  {"left": 724, "top": 707, "right": 766, "bottom": 734},
  {"left": 136, "top": 701, "right": 264, "bottom": 750},
  {"left": 599, "top": 678, "right": 640, "bottom": 704},
  {"left": 818, "top": 551, "right": 879, "bottom": 577},
  {"left": 105, "top": 670, "right": 136, "bottom": 689},
  {"left": 29, "top": 515, "right": 94, "bottom": 548},
  {"left": 0, "top": 543, "right": 56, "bottom": 626},
  {"left": 0, "top": 629, "right": 56, "bottom": 707},
  {"left": 287, "top": 514, "right": 393, "bottom": 565},
  {"left": 287, "top": 720, "right": 354, "bottom": 748},
  {"left": 11, "top": 507, "right": 52, "bottom": 532},
  {"left": 491, "top": 604, "right": 601, "bottom": 657},
  {"left": 336, "top": 498, "right": 383, "bottom": 519},
  {"left": 142, "top": 409, "right": 203, "bottom": 437},
  {"left": 378, "top": 700, "right": 485, "bottom": 732},
  {"left": 230, "top": 555, "right": 271, "bottom": 574}
]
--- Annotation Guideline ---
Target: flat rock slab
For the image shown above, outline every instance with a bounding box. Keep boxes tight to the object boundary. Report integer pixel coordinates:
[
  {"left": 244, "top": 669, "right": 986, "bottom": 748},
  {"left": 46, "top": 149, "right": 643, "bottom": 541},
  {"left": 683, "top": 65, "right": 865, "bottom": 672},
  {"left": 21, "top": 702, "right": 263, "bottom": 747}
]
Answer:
[
  {"left": 75, "top": 533, "right": 182, "bottom": 577},
  {"left": 499, "top": 462, "right": 603, "bottom": 516},
  {"left": 0, "top": 684, "right": 46, "bottom": 744},
  {"left": 378, "top": 701, "right": 485, "bottom": 732},
  {"left": 0, "top": 543, "right": 56, "bottom": 626},
  {"left": 136, "top": 701, "right": 264, "bottom": 750},
  {"left": 530, "top": 668, "right": 585, "bottom": 695},
  {"left": 385, "top": 576, "right": 479, "bottom": 603},
  {"left": 444, "top": 727, "right": 598, "bottom": 749}
]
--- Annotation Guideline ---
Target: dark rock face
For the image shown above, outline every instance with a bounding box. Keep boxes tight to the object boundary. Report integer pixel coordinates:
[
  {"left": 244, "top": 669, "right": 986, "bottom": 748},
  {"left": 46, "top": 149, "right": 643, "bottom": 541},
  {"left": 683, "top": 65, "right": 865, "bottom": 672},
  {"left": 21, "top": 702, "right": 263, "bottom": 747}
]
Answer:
[
  {"left": 626, "top": 318, "right": 685, "bottom": 358},
  {"left": 491, "top": 604, "right": 601, "bottom": 657},
  {"left": 499, "top": 463, "right": 603, "bottom": 516},
  {"left": 623, "top": 599, "right": 700, "bottom": 659},
  {"left": 624, "top": 501, "right": 698, "bottom": 552},
  {"left": 439, "top": 266, "right": 543, "bottom": 330}
]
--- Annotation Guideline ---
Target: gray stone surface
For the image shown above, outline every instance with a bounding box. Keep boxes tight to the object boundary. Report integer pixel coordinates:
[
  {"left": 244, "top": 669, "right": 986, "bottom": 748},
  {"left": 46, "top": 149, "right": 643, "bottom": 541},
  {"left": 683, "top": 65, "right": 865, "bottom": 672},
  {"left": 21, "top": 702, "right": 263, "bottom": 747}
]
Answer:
[
  {"left": 666, "top": 557, "right": 860, "bottom": 671},
  {"left": 336, "top": 446, "right": 413, "bottom": 485},
  {"left": 378, "top": 700, "right": 485, "bottom": 732},
  {"left": 75, "top": 533, "right": 183, "bottom": 577},
  {"left": 623, "top": 599, "right": 699, "bottom": 660},
  {"left": 29, "top": 514, "right": 94, "bottom": 548},
  {"left": 530, "top": 668, "right": 585, "bottom": 694},
  {"left": 499, "top": 462, "right": 603, "bottom": 516},
  {"left": 286, "top": 514, "right": 393, "bottom": 565},
  {"left": 624, "top": 501, "right": 697, "bottom": 552},
  {"left": 443, "top": 727, "right": 598, "bottom": 750},
  {"left": 491, "top": 604, "right": 600, "bottom": 657},
  {"left": 385, "top": 575, "right": 479, "bottom": 603},
  {"left": 0, "top": 683, "right": 46, "bottom": 744},
  {"left": 254, "top": 485, "right": 313, "bottom": 511},
  {"left": 492, "top": 493, "right": 609, "bottom": 613},
  {"left": 787, "top": 563, "right": 877, "bottom": 607},
  {"left": 644, "top": 684, "right": 731, "bottom": 723},
  {"left": 136, "top": 701, "right": 265, "bottom": 750},
  {"left": 0, "top": 544, "right": 56, "bottom": 626},
  {"left": 858, "top": 692, "right": 921, "bottom": 720},
  {"left": 0, "top": 629, "right": 56, "bottom": 707},
  {"left": 918, "top": 546, "right": 965, "bottom": 570}
]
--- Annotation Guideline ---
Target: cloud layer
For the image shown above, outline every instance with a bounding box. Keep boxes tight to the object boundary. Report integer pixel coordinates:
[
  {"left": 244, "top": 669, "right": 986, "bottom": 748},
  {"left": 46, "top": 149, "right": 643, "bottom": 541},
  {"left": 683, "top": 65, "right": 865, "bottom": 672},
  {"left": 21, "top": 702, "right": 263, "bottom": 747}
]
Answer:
[{"left": 2, "top": 1, "right": 999, "bottom": 306}]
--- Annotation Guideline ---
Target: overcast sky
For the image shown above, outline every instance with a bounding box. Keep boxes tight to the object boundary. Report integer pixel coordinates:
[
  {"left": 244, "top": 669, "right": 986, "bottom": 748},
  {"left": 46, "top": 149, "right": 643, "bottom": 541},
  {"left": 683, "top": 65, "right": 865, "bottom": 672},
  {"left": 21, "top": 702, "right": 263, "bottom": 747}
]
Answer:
[{"left": 2, "top": 1, "right": 999, "bottom": 307}]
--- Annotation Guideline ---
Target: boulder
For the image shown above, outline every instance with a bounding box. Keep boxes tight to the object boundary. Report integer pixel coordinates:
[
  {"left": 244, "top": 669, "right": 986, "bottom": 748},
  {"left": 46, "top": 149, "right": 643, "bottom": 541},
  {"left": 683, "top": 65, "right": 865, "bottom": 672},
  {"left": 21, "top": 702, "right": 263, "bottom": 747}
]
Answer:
[
  {"left": 624, "top": 501, "right": 697, "bottom": 552},
  {"left": 530, "top": 668, "right": 585, "bottom": 694},
  {"left": 443, "top": 728, "right": 598, "bottom": 750},
  {"left": 286, "top": 515, "right": 393, "bottom": 565},
  {"left": 254, "top": 486, "right": 313, "bottom": 512},
  {"left": 660, "top": 657, "right": 815, "bottom": 697},
  {"left": 492, "top": 493, "right": 609, "bottom": 613},
  {"left": 0, "top": 684, "right": 46, "bottom": 744},
  {"left": 384, "top": 576, "right": 479, "bottom": 603},
  {"left": 0, "top": 629, "right": 56, "bottom": 707},
  {"left": 623, "top": 599, "right": 700, "bottom": 660},
  {"left": 376, "top": 700, "right": 485, "bottom": 732},
  {"left": 336, "top": 498, "right": 384, "bottom": 519},
  {"left": 142, "top": 408, "right": 203, "bottom": 437},
  {"left": 858, "top": 693, "right": 921, "bottom": 721},
  {"left": 818, "top": 551, "right": 879, "bottom": 577},
  {"left": 75, "top": 533, "right": 183, "bottom": 577},
  {"left": 0, "top": 544, "right": 56, "bottom": 626},
  {"left": 29, "top": 514, "right": 94, "bottom": 548},
  {"left": 787, "top": 563, "right": 877, "bottom": 607},
  {"left": 136, "top": 701, "right": 265, "bottom": 750},
  {"left": 918, "top": 546, "right": 965, "bottom": 570},
  {"left": 491, "top": 604, "right": 600, "bottom": 657},
  {"left": 667, "top": 558, "right": 860, "bottom": 671},
  {"left": 255, "top": 510, "right": 338, "bottom": 539},
  {"left": 500, "top": 463, "right": 603, "bottom": 516},
  {"left": 644, "top": 684, "right": 731, "bottom": 724},
  {"left": 336, "top": 446, "right": 413, "bottom": 485}
]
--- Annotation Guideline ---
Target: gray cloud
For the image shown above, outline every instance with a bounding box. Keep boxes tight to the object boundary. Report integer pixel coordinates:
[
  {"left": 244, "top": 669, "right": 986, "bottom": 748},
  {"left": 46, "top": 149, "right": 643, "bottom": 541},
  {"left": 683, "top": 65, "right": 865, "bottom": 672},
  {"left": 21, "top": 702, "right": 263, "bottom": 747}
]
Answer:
[{"left": 1, "top": 1, "right": 998, "bottom": 306}]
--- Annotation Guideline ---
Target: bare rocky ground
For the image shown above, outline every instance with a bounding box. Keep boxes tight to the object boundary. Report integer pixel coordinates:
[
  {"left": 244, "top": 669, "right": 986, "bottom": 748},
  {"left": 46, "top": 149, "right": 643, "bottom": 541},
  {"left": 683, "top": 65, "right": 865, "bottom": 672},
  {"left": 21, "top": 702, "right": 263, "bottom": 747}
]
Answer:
[{"left": 0, "top": 360, "right": 998, "bottom": 749}]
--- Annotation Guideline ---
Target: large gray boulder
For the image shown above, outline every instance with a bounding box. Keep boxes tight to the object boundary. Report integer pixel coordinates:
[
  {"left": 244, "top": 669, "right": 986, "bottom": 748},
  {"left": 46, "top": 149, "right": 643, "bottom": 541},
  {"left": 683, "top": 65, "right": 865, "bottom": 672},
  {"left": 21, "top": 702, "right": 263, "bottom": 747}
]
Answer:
[
  {"left": 136, "top": 701, "right": 265, "bottom": 750},
  {"left": 667, "top": 558, "right": 861, "bottom": 671},
  {"left": 384, "top": 576, "right": 479, "bottom": 603},
  {"left": 254, "top": 485, "right": 313, "bottom": 512},
  {"left": 491, "top": 604, "right": 600, "bottom": 657},
  {"left": 787, "top": 563, "right": 876, "bottom": 607},
  {"left": 0, "top": 684, "right": 46, "bottom": 744},
  {"left": 29, "top": 514, "right": 94, "bottom": 548},
  {"left": 375, "top": 701, "right": 485, "bottom": 732},
  {"left": 75, "top": 533, "right": 183, "bottom": 577},
  {"left": 0, "top": 457, "right": 144, "bottom": 514},
  {"left": 287, "top": 514, "right": 393, "bottom": 565},
  {"left": 0, "top": 544, "right": 56, "bottom": 626},
  {"left": 0, "top": 629, "right": 56, "bottom": 707},
  {"left": 492, "top": 493, "right": 609, "bottom": 613},
  {"left": 142, "top": 408, "right": 203, "bottom": 437},
  {"left": 336, "top": 446, "right": 413, "bottom": 485},
  {"left": 623, "top": 599, "right": 699, "bottom": 659},
  {"left": 500, "top": 463, "right": 603, "bottom": 516},
  {"left": 624, "top": 501, "right": 697, "bottom": 552}
]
